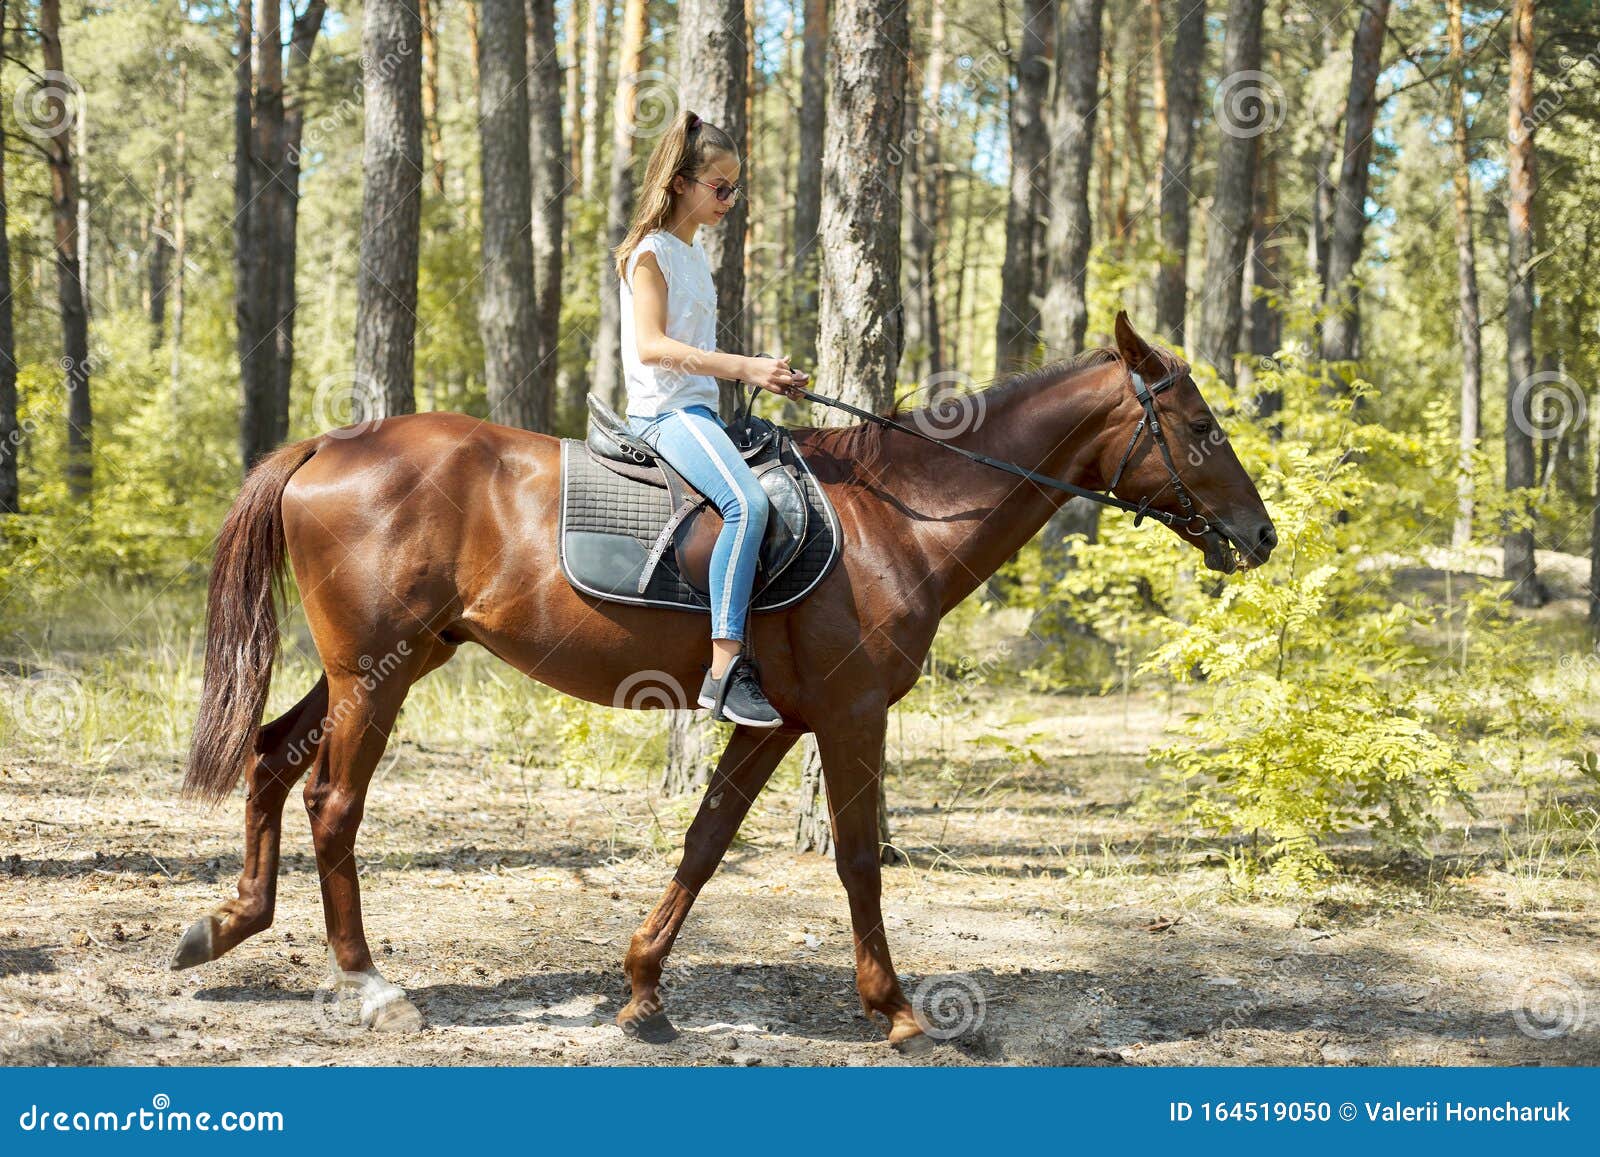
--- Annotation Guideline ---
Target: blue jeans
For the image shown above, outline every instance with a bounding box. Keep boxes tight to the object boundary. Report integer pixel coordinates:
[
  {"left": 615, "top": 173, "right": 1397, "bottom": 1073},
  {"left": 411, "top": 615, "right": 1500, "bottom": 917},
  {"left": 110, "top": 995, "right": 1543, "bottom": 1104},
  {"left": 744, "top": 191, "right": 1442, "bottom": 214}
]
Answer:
[{"left": 627, "top": 404, "right": 769, "bottom": 643}]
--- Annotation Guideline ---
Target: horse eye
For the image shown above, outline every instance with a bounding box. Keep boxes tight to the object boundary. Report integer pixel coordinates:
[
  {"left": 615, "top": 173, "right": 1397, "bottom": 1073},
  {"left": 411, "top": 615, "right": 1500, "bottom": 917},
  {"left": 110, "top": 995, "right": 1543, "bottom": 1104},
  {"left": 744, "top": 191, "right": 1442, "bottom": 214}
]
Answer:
[{"left": 1190, "top": 420, "right": 1213, "bottom": 436}]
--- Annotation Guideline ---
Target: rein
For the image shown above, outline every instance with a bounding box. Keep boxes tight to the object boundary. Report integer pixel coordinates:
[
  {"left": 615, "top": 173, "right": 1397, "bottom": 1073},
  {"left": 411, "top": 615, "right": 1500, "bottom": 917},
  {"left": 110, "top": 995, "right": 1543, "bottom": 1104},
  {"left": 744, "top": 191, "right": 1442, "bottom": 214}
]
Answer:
[{"left": 743, "top": 356, "right": 1215, "bottom": 538}]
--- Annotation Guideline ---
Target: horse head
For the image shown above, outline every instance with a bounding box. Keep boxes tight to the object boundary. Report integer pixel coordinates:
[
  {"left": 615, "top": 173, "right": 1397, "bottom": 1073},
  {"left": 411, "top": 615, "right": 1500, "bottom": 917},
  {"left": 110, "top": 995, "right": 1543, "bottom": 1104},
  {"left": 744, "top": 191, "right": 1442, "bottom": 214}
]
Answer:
[{"left": 1100, "top": 311, "right": 1276, "bottom": 574}]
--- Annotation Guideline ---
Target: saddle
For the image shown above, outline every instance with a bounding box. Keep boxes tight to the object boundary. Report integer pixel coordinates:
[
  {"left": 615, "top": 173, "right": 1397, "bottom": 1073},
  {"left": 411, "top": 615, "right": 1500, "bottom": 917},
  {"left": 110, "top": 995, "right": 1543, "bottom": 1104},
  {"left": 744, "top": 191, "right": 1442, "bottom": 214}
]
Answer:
[{"left": 557, "top": 394, "right": 841, "bottom": 614}]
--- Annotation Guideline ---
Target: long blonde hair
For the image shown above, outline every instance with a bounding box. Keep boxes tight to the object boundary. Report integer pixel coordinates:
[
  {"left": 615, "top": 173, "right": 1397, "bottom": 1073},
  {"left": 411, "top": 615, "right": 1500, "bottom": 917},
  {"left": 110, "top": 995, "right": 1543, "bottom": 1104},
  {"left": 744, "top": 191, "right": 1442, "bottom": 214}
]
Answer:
[{"left": 613, "top": 109, "right": 739, "bottom": 284}]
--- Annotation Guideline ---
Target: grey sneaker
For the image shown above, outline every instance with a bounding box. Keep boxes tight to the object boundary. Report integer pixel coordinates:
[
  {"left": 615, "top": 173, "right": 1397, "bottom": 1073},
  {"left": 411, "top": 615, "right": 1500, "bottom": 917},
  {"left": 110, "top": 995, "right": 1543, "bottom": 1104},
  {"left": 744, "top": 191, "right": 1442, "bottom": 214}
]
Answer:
[{"left": 697, "top": 655, "right": 784, "bottom": 728}]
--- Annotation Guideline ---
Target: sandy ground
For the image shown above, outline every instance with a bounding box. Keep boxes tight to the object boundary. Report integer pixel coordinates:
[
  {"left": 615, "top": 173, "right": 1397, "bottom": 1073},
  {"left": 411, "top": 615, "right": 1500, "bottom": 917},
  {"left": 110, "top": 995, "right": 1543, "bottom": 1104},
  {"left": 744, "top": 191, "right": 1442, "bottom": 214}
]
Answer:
[{"left": 2, "top": 688, "right": 1597, "bottom": 1067}]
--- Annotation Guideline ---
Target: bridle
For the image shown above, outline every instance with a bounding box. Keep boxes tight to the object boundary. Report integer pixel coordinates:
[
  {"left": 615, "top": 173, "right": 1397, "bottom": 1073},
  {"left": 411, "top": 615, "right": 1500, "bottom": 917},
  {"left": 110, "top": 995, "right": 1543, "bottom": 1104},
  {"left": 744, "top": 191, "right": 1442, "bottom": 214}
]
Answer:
[
  {"left": 743, "top": 354, "right": 1223, "bottom": 541},
  {"left": 1103, "top": 366, "right": 1212, "bottom": 537}
]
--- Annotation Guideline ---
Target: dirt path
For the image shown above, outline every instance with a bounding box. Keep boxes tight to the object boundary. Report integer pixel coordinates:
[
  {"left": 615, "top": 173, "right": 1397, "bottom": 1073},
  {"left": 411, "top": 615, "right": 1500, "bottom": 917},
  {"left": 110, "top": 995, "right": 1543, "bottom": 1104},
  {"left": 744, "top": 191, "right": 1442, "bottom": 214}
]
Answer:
[{"left": 2, "top": 689, "right": 1596, "bottom": 1066}]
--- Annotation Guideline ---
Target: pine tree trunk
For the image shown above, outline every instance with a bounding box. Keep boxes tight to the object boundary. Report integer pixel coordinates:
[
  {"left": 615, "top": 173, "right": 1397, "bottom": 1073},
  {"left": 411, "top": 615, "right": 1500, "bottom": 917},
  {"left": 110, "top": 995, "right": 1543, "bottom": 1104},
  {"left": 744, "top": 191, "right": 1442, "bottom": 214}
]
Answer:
[
  {"left": 679, "top": 0, "right": 749, "bottom": 415},
  {"left": 1248, "top": 141, "right": 1282, "bottom": 415},
  {"left": 420, "top": 0, "right": 446, "bottom": 195},
  {"left": 40, "top": 0, "right": 91, "bottom": 501},
  {"left": 1504, "top": 0, "right": 1543, "bottom": 606},
  {"left": 661, "top": 709, "right": 715, "bottom": 796},
  {"left": 580, "top": 0, "right": 610, "bottom": 199},
  {"left": 1319, "top": 0, "right": 1389, "bottom": 371},
  {"left": 243, "top": 0, "right": 286, "bottom": 446},
  {"left": 1031, "top": 0, "right": 1105, "bottom": 641},
  {"left": 1447, "top": 0, "right": 1481, "bottom": 550},
  {"left": 1040, "top": 0, "right": 1102, "bottom": 362},
  {"left": 233, "top": 0, "right": 266, "bottom": 470},
  {"left": 274, "top": 2, "right": 326, "bottom": 439},
  {"left": 0, "top": 0, "right": 17, "bottom": 514},
  {"left": 1155, "top": 0, "right": 1206, "bottom": 345},
  {"left": 593, "top": 0, "right": 646, "bottom": 410},
  {"left": 903, "top": 0, "right": 945, "bottom": 386},
  {"left": 798, "top": 0, "right": 909, "bottom": 861},
  {"left": 476, "top": 0, "right": 540, "bottom": 429},
  {"left": 995, "top": 0, "right": 1050, "bottom": 378},
  {"left": 149, "top": 161, "right": 171, "bottom": 347},
  {"left": 529, "top": 0, "right": 564, "bottom": 432},
  {"left": 1196, "top": 0, "right": 1265, "bottom": 385},
  {"left": 353, "top": 0, "right": 423, "bottom": 422},
  {"left": 792, "top": 0, "right": 827, "bottom": 370},
  {"left": 170, "top": 16, "right": 187, "bottom": 406}
]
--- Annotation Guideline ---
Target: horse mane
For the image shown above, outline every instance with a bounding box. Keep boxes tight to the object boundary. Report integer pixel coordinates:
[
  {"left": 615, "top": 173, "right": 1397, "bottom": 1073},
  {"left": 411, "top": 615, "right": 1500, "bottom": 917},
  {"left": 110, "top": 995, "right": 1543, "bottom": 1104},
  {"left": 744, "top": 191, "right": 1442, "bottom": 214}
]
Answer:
[{"left": 799, "top": 344, "right": 1174, "bottom": 461}]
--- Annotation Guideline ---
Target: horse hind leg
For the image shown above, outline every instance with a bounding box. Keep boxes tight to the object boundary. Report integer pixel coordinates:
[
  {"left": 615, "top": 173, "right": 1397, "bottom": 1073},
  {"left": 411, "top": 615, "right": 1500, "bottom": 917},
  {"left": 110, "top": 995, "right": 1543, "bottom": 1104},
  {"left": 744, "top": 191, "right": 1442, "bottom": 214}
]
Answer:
[
  {"left": 170, "top": 676, "right": 330, "bottom": 971},
  {"left": 301, "top": 649, "right": 437, "bottom": 1033}
]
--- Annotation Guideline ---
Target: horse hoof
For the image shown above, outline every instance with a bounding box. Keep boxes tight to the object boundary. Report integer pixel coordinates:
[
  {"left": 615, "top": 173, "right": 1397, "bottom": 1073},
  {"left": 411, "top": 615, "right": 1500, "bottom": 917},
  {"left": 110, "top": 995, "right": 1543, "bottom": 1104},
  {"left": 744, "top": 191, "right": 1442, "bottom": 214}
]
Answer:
[
  {"left": 169, "top": 916, "right": 218, "bottom": 971},
  {"left": 366, "top": 991, "right": 424, "bottom": 1033},
  {"left": 620, "top": 1009, "right": 679, "bottom": 1044},
  {"left": 890, "top": 1028, "right": 937, "bottom": 1057}
]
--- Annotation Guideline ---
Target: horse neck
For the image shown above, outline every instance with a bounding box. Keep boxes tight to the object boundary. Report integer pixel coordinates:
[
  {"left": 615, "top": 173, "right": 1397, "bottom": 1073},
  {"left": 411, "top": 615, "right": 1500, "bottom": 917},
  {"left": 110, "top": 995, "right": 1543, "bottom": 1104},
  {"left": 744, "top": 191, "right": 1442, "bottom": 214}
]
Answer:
[{"left": 857, "top": 358, "right": 1125, "bottom": 615}]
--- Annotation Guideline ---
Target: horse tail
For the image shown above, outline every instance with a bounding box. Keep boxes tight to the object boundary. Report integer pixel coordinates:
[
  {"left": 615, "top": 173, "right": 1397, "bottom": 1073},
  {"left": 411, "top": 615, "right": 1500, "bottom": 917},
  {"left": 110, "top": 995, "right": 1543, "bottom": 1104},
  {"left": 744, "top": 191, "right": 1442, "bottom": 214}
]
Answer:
[{"left": 182, "top": 437, "right": 322, "bottom": 804}]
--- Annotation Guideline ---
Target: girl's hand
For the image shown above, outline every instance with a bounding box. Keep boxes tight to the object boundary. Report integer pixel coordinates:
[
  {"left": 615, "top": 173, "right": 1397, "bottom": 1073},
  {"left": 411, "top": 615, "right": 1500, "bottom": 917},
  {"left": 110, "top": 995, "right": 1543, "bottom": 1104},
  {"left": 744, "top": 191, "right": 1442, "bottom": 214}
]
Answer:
[{"left": 745, "top": 356, "right": 807, "bottom": 399}]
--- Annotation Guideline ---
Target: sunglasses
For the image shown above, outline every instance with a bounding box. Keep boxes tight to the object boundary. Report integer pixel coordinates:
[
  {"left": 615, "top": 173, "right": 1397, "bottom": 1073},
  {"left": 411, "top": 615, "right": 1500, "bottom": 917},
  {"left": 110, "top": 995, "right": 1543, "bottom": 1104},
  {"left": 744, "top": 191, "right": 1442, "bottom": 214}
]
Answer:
[{"left": 693, "top": 178, "right": 743, "bottom": 204}]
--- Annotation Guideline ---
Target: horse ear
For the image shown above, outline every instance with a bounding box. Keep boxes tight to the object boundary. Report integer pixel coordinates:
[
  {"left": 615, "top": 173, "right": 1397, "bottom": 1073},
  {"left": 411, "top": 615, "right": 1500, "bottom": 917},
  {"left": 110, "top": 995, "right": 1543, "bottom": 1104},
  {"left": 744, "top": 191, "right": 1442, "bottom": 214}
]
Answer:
[{"left": 1113, "top": 310, "right": 1156, "bottom": 372}]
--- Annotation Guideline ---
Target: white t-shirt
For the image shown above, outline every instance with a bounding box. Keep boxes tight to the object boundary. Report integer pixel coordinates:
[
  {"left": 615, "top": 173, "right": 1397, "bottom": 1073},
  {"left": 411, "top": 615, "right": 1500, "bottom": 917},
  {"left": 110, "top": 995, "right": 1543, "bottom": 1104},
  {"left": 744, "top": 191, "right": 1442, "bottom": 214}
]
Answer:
[{"left": 620, "top": 229, "right": 721, "bottom": 417}]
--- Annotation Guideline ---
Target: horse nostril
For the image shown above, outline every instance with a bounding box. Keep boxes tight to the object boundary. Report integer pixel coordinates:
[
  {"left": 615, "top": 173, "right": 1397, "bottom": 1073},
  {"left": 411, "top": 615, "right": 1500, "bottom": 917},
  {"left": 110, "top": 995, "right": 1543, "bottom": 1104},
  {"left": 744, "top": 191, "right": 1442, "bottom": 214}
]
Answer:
[{"left": 1258, "top": 524, "right": 1278, "bottom": 551}]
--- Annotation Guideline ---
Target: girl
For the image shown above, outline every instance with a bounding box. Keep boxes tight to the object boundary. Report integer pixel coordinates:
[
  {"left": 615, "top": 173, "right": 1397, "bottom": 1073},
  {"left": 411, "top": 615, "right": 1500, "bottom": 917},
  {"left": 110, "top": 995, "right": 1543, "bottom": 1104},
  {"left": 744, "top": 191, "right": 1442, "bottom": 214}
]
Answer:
[{"left": 614, "top": 109, "right": 805, "bottom": 728}]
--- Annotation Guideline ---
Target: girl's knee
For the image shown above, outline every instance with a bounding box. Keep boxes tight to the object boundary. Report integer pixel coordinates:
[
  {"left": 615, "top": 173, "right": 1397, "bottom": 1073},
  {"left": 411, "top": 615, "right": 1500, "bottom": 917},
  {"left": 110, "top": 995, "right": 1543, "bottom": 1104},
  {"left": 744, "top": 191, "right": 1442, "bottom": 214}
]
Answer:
[{"left": 726, "top": 480, "right": 769, "bottom": 525}]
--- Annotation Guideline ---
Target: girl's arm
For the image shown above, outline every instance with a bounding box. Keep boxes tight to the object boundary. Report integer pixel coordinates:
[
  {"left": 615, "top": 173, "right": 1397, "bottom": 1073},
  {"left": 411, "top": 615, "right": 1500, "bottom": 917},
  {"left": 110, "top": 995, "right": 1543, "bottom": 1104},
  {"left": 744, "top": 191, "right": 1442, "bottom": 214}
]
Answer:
[{"left": 630, "top": 251, "right": 803, "bottom": 397}]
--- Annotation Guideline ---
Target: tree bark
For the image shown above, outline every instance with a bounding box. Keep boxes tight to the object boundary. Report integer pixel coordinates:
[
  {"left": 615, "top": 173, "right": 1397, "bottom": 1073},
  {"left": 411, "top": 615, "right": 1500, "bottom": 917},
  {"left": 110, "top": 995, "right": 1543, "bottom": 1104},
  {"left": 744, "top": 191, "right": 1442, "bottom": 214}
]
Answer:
[
  {"left": 995, "top": 0, "right": 1051, "bottom": 378},
  {"left": 792, "top": 0, "right": 827, "bottom": 370},
  {"left": 593, "top": 0, "right": 647, "bottom": 410},
  {"left": 1155, "top": 0, "right": 1206, "bottom": 345},
  {"left": 799, "top": 0, "right": 909, "bottom": 862},
  {"left": 354, "top": 0, "right": 424, "bottom": 422},
  {"left": 580, "top": 0, "right": 610, "bottom": 199},
  {"left": 248, "top": 0, "right": 285, "bottom": 445},
  {"left": 1504, "top": 0, "right": 1543, "bottom": 606},
  {"left": 149, "top": 160, "right": 171, "bottom": 347},
  {"left": 1196, "top": 0, "right": 1265, "bottom": 385},
  {"left": 274, "top": 1, "right": 327, "bottom": 439},
  {"left": 679, "top": 0, "right": 750, "bottom": 416},
  {"left": 903, "top": 0, "right": 945, "bottom": 386},
  {"left": 1030, "top": 0, "right": 1106, "bottom": 639},
  {"left": 1039, "top": 0, "right": 1102, "bottom": 362},
  {"left": 1447, "top": 0, "right": 1481, "bottom": 550},
  {"left": 476, "top": 0, "right": 540, "bottom": 429},
  {"left": 529, "top": 0, "right": 564, "bottom": 432},
  {"left": 40, "top": 0, "right": 91, "bottom": 501},
  {"left": 1319, "top": 0, "right": 1389, "bottom": 370},
  {"left": 170, "top": 14, "right": 188, "bottom": 405},
  {"left": 0, "top": 0, "right": 17, "bottom": 514},
  {"left": 420, "top": 0, "right": 446, "bottom": 195}
]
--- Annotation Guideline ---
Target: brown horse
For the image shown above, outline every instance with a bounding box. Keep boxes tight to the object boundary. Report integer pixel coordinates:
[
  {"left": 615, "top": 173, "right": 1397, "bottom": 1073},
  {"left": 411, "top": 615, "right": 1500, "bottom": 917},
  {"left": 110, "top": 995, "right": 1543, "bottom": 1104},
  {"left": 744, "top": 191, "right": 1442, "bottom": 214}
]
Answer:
[{"left": 171, "top": 312, "right": 1275, "bottom": 1050}]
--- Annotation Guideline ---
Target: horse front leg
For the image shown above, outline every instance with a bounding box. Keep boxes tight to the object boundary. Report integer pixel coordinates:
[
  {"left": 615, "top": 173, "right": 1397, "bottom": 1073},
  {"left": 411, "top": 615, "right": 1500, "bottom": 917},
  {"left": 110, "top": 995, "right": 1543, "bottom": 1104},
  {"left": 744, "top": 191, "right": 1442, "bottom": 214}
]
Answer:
[
  {"left": 619, "top": 723, "right": 802, "bottom": 1041},
  {"left": 814, "top": 708, "right": 924, "bottom": 1049}
]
